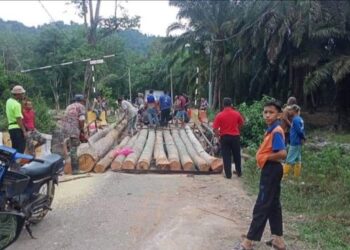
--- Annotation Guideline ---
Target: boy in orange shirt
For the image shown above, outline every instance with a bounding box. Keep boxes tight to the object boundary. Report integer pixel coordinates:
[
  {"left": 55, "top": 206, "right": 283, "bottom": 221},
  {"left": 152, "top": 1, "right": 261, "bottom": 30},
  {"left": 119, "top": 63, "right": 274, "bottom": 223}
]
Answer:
[{"left": 235, "top": 100, "right": 287, "bottom": 250}]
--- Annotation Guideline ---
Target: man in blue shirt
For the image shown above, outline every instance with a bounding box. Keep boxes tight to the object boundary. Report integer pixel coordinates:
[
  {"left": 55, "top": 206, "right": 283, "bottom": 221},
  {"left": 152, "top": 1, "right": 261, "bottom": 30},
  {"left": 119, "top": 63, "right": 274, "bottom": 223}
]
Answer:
[
  {"left": 284, "top": 104, "right": 305, "bottom": 177},
  {"left": 159, "top": 91, "right": 172, "bottom": 127},
  {"left": 146, "top": 90, "right": 159, "bottom": 128}
]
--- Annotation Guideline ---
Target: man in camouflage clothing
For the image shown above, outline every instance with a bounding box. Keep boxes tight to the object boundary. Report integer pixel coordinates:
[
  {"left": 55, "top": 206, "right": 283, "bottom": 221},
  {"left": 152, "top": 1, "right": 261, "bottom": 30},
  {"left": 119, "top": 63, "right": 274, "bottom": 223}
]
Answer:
[{"left": 62, "top": 94, "right": 86, "bottom": 175}]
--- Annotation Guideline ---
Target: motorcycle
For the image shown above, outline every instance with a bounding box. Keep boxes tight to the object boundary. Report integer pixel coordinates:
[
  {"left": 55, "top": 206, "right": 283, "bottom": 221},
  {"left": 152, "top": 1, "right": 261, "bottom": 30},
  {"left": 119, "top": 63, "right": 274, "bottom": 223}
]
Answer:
[
  {"left": 0, "top": 211, "right": 25, "bottom": 250},
  {"left": 0, "top": 145, "right": 64, "bottom": 242}
]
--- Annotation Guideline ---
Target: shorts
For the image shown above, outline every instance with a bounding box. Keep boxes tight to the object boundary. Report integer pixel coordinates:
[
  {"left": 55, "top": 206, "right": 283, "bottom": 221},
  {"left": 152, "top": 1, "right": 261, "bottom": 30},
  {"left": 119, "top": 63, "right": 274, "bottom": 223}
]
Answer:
[{"left": 286, "top": 145, "right": 302, "bottom": 165}]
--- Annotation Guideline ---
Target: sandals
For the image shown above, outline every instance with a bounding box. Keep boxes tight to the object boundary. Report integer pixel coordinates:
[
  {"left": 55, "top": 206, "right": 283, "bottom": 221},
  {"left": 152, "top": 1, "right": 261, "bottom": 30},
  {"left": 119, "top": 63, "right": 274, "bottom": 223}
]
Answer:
[
  {"left": 232, "top": 242, "right": 253, "bottom": 250},
  {"left": 265, "top": 239, "right": 287, "bottom": 250}
]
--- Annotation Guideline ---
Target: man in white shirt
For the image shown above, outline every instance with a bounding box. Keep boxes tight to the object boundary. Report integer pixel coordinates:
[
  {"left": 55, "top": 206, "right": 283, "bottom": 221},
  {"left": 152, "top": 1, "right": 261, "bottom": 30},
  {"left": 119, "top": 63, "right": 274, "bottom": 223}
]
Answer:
[{"left": 117, "top": 97, "right": 138, "bottom": 135}]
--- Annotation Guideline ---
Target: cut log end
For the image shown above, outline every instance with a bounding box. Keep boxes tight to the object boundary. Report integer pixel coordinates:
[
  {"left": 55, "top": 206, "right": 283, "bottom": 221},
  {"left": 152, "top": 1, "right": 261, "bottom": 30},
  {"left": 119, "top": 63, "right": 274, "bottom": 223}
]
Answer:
[
  {"left": 210, "top": 158, "right": 224, "bottom": 172},
  {"left": 79, "top": 154, "right": 96, "bottom": 172},
  {"left": 156, "top": 159, "right": 170, "bottom": 170},
  {"left": 111, "top": 161, "right": 122, "bottom": 171},
  {"left": 122, "top": 160, "right": 135, "bottom": 170},
  {"left": 64, "top": 157, "right": 72, "bottom": 175},
  {"left": 168, "top": 160, "right": 181, "bottom": 171},
  {"left": 198, "top": 163, "right": 210, "bottom": 172},
  {"left": 94, "top": 164, "right": 108, "bottom": 173},
  {"left": 182, "top": 162, "right": 194, "bottom": 171},
  {"left": 137, "top": 161, "right": 150, "bottom": 170}
]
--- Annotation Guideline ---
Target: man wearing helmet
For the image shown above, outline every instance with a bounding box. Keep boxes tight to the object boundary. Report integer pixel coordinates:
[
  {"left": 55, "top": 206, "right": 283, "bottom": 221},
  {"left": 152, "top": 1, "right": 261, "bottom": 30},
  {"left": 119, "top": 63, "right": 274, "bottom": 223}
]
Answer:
[
  {"left": 6, "top": 85, "right": 27, "bottom": 153},
  {"left": 61, "top": 94, "right": 86, "bottom": 175}
]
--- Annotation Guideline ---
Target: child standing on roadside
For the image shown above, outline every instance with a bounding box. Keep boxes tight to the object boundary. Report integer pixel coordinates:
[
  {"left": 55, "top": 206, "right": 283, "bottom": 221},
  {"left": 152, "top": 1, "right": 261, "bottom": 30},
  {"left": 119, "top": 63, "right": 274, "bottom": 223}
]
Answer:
[
  {"left": 283, "top": 104, "right": 305, "bottom": 178},
  {"left": 235, "top": 100, "right": 287, "bottom": 250},
  {"left": 22, "top": 99, "right": 46, "bottom": 156}
]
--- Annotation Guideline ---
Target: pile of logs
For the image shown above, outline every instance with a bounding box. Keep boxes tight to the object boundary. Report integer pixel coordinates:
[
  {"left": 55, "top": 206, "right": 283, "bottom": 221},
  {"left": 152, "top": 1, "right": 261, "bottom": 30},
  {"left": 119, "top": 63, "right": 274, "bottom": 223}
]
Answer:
[{"left": 75, "top": 121, "right": 223, "bottom": 174}]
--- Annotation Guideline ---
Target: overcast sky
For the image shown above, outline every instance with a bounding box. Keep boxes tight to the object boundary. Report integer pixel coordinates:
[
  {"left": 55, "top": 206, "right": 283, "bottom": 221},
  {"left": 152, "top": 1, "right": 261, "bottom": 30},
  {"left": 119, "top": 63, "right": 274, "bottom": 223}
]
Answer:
[{"left": 0, "top": 0, "right": 179, "bottom": 36}]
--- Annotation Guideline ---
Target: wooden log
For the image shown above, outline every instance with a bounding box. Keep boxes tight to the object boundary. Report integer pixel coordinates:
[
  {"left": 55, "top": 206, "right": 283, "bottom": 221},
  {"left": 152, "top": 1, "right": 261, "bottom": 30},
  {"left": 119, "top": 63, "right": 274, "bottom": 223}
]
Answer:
[
  {"left": 78, "top": 120, "right": 127, "bottom": 172},
  {"left": 111, "top": 134, "right": 138, "bottom": 171},
  {"left": 171, "top": 129, "right": 194, "bottom": 171},
  {"left": 94, "top": 136, "right": 130, "bottom": 173},
  {"left": 137, "top": 130, "right": 156, "bottom": 170},
  {"left": 152, "top": 130, "right": 170, "bottom": 170},
  {"left": 185, "top": 125, "right": 223, "bottom": 171},
  {"left": 122, "top": 129, "right": 148, "bottom": 170},
  {"left": 87, "top": 126, "right": 113, "bottom": 145},
  {"left": 179, "top": 129, "right": 209, "bottom": 171},
  {"left": 163, "top": 130, "right": 181, "bottom": 170},
  {"left": 63, "top": 157, "right": 72, "bottom": 175}
]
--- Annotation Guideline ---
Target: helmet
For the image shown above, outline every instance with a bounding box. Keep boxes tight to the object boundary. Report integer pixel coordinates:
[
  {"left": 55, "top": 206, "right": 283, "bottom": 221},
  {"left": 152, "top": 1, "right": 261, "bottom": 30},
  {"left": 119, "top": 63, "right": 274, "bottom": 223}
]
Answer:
[
  {"left": 11, "top": 85, "right": 26, "bottom": 94},
  {"left": 73, "top": 94, "right": 84, "bottom": 102}
]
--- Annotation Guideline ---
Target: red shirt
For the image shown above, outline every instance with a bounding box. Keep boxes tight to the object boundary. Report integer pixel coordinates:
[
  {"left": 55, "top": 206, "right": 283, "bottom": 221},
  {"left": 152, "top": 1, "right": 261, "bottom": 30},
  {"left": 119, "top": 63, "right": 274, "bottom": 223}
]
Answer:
[
  {"left": 23, "top": 108, "right": 35, "bottom": 131},
  {"left": 213, "top": 107, "right": 244, "bottom": 136}
]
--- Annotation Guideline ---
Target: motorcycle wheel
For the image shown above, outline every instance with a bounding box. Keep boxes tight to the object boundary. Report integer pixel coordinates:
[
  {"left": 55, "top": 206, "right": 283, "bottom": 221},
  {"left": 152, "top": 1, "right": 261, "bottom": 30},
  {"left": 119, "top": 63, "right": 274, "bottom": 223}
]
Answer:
[{"left": 30, "top": 180, "right": 55, "bottom": 224}]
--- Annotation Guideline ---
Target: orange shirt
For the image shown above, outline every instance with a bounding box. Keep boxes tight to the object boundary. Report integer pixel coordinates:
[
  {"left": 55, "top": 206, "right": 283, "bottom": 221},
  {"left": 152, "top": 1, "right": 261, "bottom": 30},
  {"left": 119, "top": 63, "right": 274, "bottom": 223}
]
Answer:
[{"left": 256, "top": 123, "right": 285, "bottom": 168}]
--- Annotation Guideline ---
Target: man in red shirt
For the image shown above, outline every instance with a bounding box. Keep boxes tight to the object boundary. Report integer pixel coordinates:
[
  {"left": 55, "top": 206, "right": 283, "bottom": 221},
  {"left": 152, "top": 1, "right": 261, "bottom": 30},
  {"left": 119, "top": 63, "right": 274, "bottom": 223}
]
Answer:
[
  {"left": 213, "top": 97, "right": 244, "bottom": 178},
  {"left": 22, "top": 99, "right": 46, "bottom": 156}
]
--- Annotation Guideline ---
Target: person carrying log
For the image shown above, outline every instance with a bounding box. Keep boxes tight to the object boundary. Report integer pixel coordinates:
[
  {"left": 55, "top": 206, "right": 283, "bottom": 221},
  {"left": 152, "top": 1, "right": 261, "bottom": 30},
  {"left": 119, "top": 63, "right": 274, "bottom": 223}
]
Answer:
[
  {"left": 61, "top": 94, "right": 87, "bottom": 175},
  {"left": 213, "top": 97, "right": 244, "bottom": 178},
  {"left": 117, "top": 97, "right": 138, "bottom": 136}
]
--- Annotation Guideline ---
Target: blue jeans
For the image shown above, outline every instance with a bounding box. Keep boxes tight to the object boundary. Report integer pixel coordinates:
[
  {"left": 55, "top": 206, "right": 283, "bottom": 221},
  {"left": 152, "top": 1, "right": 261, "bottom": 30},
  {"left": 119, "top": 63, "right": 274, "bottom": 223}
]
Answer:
[
  {"left": 147, "top": 108, "right": 159, "bottom": 126},
  {"left": 286, "top": 145, "right": 302, "bottom": 164}
]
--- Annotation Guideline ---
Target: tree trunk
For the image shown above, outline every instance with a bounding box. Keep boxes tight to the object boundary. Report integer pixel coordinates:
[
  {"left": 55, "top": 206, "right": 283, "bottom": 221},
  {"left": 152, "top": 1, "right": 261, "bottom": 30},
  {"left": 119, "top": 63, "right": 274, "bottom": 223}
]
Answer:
[
  {"left": 88, "top": 126, "right": 113, "bottom": 145},
  {"left": 171, "top": 129, "right": 194, "bottom": 171},
  {"left": 154, "top": 130, "right": 170, "bottom": 170},
  {"left": 137, "top": 130, "right": 156, "bottom": 170},
  {"left": 122, "top": 129, "right": 148, "bottom": 169},
  {"left": 78, "top": 120, "right": 127, "bottom": 172},
  {"left": 179, "top": 129, "right": 209, "bottom": 171},
  {"left": 185, "top": 125, "right": 223, "bottom": 171},
  {"left": 163, "top": 130, "right": 180, "bottom": 170},
  {"left": 94, "top": 136, "right": 130, "bottom": 173},
  {"left": 111, "top": 134, "right": 138, "bottom": 171}
]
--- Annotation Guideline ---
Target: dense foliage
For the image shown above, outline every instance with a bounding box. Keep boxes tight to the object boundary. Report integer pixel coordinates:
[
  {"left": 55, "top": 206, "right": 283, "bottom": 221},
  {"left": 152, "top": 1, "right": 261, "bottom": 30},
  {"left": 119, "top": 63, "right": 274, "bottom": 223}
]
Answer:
[{"left": 166, "top": 0, "right": 350, "bottom": 129}]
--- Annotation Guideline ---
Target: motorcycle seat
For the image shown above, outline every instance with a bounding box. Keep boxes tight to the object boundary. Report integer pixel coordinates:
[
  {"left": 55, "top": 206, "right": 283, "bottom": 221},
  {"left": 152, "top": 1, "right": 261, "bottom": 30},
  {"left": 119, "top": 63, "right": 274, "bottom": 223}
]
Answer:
[{"left": 20, "top": 154, "right": 64, "bottom": 180}]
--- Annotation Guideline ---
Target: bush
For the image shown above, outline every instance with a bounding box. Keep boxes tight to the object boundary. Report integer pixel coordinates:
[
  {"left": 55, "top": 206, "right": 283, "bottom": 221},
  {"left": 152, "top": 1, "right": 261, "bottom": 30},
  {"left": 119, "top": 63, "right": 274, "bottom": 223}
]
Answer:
[
  {"left": 31, "top": 96, "right": 56, "bottom": 134},
  {"left": 238, "top": 96, "right": 274, "bottom": 148}
]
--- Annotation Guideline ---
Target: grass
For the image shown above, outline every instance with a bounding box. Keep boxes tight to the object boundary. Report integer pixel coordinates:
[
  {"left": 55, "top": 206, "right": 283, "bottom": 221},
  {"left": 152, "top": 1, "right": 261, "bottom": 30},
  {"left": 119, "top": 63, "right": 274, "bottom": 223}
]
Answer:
[{"left": 243, "top": 133, "right": 350, "bottom": 250}]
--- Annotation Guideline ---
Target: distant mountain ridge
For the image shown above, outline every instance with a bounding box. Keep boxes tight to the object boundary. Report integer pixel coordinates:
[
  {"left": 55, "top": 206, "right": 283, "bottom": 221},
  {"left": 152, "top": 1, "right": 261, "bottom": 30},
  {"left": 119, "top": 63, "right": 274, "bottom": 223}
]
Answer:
[{"left": 0, "top": 18, "right": 157, "bottom": 55}]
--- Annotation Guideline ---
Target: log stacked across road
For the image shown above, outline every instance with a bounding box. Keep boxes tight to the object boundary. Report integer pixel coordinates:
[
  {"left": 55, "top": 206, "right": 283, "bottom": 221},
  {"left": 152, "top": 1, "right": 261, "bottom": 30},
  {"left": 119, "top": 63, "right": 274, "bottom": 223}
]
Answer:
[{"left": 77, "top": 122, "right": 223, "bottom": 174}]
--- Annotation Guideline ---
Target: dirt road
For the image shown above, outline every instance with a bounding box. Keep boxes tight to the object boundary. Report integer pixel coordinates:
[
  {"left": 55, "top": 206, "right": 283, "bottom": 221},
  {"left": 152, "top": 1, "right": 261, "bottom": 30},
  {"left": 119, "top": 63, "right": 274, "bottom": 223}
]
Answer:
[{"left": 9, "top": 172, "right": 304, "bottom": 250}]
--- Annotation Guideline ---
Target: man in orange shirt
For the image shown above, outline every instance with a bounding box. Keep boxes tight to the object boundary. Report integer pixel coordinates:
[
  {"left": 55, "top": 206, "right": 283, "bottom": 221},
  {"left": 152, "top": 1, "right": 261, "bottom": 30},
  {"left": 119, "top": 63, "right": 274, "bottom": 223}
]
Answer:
[
  {"left": 235, "top": 100, "right": 287, "bottom": 250},
  {"left": 213, "top": 97, "right": 244, "bottom": 178}
]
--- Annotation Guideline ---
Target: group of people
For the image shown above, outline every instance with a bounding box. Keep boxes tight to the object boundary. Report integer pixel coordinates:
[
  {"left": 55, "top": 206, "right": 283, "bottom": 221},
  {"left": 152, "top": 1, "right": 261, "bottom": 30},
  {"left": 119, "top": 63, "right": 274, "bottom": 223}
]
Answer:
[
  {"left": 5, "top": 85, "right": 46, "bottom": 157},
  {"left": 117, "top": 90, "right": 197, "bottom": 136},
  {"left": 212, "top": 96, "right": 305, "bottom": 250}
]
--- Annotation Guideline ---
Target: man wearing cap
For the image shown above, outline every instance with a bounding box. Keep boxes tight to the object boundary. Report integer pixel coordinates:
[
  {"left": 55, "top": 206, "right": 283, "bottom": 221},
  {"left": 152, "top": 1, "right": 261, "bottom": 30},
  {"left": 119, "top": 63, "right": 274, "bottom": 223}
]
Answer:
[
  {"left": 213, "top": 97, "right": 244, "bottom": 178},
  {"left": 6, "top": 85, "right": 27, "bottom": 153},
  {"left": 61, "top": 94, "right": 86, "bottom": 175}
]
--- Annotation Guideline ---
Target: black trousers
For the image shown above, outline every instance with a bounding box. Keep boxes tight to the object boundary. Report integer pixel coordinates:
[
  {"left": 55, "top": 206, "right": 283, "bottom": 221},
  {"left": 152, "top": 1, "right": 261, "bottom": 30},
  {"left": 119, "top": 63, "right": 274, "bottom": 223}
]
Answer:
[
  {"left": 160, "top": 108, "right": 170, "bottom": 127},
  {"left": 9, "top": 128, "right": 26, "bottom": 153},
  {"left": 220, "top": 135, "right": 241, "bottom": 178},
  {"left": 247, "top": 161, "right": 283, "bottom": 241}
]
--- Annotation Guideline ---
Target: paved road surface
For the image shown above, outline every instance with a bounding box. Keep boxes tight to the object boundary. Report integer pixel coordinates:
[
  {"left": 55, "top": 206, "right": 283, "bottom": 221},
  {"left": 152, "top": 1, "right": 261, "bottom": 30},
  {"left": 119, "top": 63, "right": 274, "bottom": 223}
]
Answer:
[
  {"left": 9, "top": 172, "right": 248, "bottom": 250},
  {"left": 9, "top": 172, "right": 305, "bottom": 250}
]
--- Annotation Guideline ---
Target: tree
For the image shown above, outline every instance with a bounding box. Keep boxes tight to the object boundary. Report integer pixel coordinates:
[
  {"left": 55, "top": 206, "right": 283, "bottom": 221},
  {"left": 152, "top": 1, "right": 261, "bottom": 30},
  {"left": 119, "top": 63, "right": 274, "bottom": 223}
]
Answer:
[{"left": 71, "top": 0, "right": 140, "bottom": 103}]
